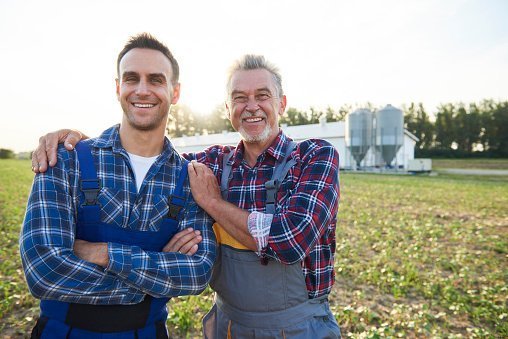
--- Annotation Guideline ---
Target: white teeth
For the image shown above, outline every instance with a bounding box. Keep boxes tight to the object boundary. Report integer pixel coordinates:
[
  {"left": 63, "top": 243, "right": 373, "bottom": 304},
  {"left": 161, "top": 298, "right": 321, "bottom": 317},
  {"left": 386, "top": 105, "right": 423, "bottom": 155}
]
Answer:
[
  {"left": 134, "top": 103, "right": 155, "bottom": 108},
  {"left": 245, "top": 117, "right": 262, "bottom": 122}
]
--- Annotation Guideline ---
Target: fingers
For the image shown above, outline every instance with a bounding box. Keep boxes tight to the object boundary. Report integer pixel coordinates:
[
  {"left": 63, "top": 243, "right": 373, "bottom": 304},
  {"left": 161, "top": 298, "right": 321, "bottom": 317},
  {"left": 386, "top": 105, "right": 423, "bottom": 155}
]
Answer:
[
  {"left": 31, "top": 129, "right": 88, "bottom": 173},
  {"left": 190, "top": 160, "right": 208, "bottom": 175},
  {"left": 32, "top": 134, "right": 52, "bottom": 173},
  {"left": 189, "top": 161, "right": 214, "bottom": 180},
  {"left": 65, "top": 129, "right": 86, "bottom": 151},
  {"left": 31, "top": 151, "right": 41, "bottom": 173},
  {"left": 188, "top": 162, "right": 197, "bottom": 178},
  {"left": 162, "top": 228, "right": 202, "bottom": 255},
  {"left": 46, "top": 132, "right": 61, "bottom": 167}
]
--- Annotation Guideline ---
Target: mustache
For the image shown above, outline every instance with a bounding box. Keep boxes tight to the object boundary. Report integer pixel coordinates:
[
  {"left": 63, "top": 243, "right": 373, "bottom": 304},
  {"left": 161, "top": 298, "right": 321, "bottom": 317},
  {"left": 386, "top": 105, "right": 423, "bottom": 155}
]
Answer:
[{"left": 240, "top": 111, "right": 267, "bottom": 119}]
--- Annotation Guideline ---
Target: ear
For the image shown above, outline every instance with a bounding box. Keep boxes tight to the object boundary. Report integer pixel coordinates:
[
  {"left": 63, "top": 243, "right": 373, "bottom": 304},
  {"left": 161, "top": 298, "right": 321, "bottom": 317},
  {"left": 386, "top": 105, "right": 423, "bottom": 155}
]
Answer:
[
  {"left": 278, "top": 95, "right": 287, "bottom": 116},
  {"left": 115, "top": 78, "right": 120, "bottom": 101},
  {"left": 171, "top": 83, "right": 181, "bottom": 104},
  {"left": 225, "top": 101, "right": 231, "bottom": 119}
]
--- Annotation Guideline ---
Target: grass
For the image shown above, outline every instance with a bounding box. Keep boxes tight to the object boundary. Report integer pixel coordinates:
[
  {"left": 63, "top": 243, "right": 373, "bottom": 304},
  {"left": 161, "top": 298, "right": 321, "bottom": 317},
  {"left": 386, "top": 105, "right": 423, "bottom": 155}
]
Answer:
[
  {"left": 432, "top": 158, "right": 508, "bottom": 170},
  {"left": 1, "top": 159, "right": 507, "bottom": 338}
]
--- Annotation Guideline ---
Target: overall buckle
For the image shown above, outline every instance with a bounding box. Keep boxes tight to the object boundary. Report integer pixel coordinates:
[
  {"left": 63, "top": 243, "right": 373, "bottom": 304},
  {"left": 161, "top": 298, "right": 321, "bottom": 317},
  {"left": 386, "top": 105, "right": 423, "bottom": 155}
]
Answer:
[
  {"left": 80, "top": 179, "right": 101, "bottom": 206},
  {"left": 168, "top": 195, "right": 185, "bottom": 219}
]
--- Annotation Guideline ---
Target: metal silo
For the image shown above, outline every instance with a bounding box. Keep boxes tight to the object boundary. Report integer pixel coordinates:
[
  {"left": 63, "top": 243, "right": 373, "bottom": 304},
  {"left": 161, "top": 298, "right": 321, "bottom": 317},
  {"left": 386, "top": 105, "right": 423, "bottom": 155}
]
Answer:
[
  {"left": 345, "top": 109, "right": 373, "bottom": 168},
  {"left": 375, "top": 104, "right": 404, "bottom": 166}
]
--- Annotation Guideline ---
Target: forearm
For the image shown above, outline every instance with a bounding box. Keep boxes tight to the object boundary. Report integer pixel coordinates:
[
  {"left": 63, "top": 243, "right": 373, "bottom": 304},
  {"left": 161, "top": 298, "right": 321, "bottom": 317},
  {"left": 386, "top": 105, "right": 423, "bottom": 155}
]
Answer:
[
  {"left": 20, "top": 241, "right": 130, "bottom": 301},
  {"left": 105, "top": 210, "right": 216, "bottom": 297},
  {"left": 106, "top": 242, "right": 215, "bottom": 297},
  {"left": 204, "top": 198, "right": 257, "bottom": 251}
]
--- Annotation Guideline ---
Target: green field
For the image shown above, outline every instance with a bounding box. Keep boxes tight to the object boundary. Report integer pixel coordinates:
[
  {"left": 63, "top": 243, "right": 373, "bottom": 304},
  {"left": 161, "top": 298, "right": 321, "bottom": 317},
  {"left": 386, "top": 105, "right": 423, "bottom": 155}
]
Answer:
[
  {"left": 432, "top": 158, "right": 508, "bottom": 170},
  {"left": 1, "top": 159, "right": 507, "bottom": 338}
]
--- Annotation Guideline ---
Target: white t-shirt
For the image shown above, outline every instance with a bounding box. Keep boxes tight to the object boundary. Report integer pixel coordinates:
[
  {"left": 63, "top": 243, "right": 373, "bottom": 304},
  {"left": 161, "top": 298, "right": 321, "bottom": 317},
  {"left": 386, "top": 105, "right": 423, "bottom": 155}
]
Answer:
[{"left": 127, "top": 152, "right": 159, "bottom": 192}]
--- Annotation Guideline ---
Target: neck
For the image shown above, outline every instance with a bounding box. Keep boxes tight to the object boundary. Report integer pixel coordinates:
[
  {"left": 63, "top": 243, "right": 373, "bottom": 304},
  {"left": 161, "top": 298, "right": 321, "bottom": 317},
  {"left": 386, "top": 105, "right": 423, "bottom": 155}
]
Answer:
[
  {"left": 119, "top": 122, "right": 166, "bottom": 157},
  {"left": 242, "top": 135, "right": 277, "bottom": 167}
]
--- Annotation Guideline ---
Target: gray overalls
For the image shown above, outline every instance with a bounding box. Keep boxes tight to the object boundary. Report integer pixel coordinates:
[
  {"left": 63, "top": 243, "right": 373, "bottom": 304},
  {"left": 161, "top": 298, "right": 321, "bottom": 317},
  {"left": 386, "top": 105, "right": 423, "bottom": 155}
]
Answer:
[{"left": 202, "top": 142, "right": 341, "bottom": 338}]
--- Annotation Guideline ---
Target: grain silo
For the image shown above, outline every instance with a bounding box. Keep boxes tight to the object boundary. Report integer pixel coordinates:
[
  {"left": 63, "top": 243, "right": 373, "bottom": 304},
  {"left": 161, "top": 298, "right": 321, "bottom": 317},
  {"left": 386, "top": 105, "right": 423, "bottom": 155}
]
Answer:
[
  {"left": 345, "top": 108, "right": 373, "bottom": 168},
  {"left": 375, "top": 104, "right": 404, "bottom": 166}
]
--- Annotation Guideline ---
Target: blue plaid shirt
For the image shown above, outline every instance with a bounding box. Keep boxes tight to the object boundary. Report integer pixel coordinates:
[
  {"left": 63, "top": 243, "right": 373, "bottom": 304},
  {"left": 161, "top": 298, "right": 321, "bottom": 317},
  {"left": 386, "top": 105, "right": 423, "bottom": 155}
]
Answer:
[{"left": 20, "top": 125, "right": 216, "bottom": 305}]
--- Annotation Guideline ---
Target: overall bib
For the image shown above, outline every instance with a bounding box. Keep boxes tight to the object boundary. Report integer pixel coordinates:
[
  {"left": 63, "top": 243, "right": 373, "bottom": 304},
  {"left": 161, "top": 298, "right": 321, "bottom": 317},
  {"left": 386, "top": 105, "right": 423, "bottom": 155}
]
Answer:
[
  {"left": 202, "top": 142, "right": 341, "bottom": 339},
  {"left": 32, "top": 141, "right": 188, "bottom": 339}
]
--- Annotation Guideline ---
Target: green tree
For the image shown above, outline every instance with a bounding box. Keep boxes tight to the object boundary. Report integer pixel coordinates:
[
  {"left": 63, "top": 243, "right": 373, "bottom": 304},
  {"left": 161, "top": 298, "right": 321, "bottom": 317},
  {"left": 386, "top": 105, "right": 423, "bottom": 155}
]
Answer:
[
  {"left": 280, "top": 107, "right": 309, "bottom": 126},
  {"left": 308, "top": 107, "right": 321, "bottom": 124},
  {"left": 434, "top": 103, "right": 457, "bottom": 150},
  {"left": 485, "top": 101, "right": 508, "bottom": 156},
  {"left": 202, "top": 104, "right": 234, "bottom": 134},
  {"left": 404, "top": 103, "right": 433, "bottom": 149},
  {"left": 166, "top": 104, "right": 198, "bottom": 137},
  {"left": 454, "top": 103, "right": 482, "bottom": 153},
  {"left": 0, "top": 148, "right": 15, "bottom": 159}
]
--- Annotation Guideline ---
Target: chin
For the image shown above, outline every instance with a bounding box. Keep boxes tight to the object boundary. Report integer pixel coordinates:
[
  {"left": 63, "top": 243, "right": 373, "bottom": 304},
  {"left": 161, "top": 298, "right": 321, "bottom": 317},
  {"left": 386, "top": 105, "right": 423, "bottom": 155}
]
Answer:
[{"left": 240, "top": 126, "right": 272, "bottom": 143}]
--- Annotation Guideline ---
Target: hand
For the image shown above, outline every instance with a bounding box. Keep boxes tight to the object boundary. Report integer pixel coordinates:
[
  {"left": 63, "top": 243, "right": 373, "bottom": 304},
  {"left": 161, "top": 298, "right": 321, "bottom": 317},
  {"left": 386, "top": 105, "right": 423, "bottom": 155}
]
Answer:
[
  {"left": 32, "top": 129, "right": 88, "bottom": 173},
  {"left": 188, "top": 160, "right": 221, "bottom": 211},
  {"left": 162, "top": 228, "right": 202, "bottom": 255},
  {"left": 73, "top": 239, "right": 109, "bottom": 267}
]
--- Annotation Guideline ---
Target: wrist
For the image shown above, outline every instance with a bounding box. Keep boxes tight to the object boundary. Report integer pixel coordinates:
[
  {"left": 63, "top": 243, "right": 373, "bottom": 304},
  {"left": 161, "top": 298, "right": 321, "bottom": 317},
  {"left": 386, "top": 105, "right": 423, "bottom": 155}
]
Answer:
[
  {"left": 203, "top": 197, "right": 225, "bottom": 219},
  {"left": 94, "top": 243, "right": 109, "bottom": 267}
]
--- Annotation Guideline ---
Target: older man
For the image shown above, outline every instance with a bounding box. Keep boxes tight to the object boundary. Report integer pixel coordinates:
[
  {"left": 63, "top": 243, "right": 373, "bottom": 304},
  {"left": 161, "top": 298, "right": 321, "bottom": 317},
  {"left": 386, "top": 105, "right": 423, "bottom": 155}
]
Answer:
[{"left": 33, "top": 55, "right": 341, "bottom": 338}]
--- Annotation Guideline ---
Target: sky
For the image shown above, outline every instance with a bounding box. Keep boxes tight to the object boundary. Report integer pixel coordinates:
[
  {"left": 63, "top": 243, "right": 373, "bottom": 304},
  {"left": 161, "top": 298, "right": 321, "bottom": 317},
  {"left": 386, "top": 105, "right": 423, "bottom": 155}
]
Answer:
[{"left": 1, "top": 0, "right": 507, "bottom": 153}]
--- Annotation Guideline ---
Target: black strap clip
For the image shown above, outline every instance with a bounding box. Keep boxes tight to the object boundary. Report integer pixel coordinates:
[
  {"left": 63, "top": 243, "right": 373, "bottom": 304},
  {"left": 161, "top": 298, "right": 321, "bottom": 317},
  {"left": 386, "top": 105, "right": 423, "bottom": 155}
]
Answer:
[
  {"left": 80, "top": 179, "right": 101, "bottom": 206},
  {"left": 167, "top": 195, "right": 185, "bottom": 220}
]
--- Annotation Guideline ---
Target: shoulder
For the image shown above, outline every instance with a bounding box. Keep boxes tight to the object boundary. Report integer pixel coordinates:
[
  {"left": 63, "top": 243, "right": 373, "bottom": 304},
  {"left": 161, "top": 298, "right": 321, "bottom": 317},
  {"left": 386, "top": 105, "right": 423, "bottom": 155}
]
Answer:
[
  {"left": 186, "top": 144, "right": 236, "bottom": 165},
  {"left": 295, "top": 139, "right": 339, "bottom": 164},
  {"left": 54, "top": 143, "right": 79, "bottom": 171}
]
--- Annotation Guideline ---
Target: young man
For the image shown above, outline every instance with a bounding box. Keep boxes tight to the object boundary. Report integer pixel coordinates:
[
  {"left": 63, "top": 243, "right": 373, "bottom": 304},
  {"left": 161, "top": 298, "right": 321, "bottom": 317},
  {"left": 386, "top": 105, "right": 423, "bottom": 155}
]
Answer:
[
  {"left": 20, "top": 33, "right": 216, "bottom": 338},
  {"left": 33, "top": 55, "right": 341, "bottom": 338}
]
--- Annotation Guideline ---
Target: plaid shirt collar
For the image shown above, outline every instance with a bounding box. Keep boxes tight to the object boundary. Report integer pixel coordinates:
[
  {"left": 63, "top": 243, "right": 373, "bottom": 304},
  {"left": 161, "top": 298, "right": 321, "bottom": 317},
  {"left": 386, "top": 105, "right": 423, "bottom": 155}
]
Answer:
[
  {"left": 90, "top": 124, "right": 177, "bottom": 163},
  {"left": 229, "top": 129, "right": 291, "bottom": 166}
]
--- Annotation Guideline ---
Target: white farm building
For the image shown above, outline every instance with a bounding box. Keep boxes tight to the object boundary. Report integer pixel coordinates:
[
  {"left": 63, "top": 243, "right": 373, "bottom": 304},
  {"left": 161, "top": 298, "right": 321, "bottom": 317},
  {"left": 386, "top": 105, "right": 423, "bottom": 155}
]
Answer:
[{"left": 171, "top": 110, "right": 418, "bottom": 170}]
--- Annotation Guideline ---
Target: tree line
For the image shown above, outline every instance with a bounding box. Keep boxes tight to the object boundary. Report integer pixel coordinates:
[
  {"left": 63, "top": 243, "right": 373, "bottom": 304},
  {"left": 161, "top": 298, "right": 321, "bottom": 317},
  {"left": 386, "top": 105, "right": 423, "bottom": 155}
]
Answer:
[
  {"left": 403, "top": 100, "right": 507, "bottom": 157},
  {"left": 166, "top": 99, "right": 508, "bottom": 158}
]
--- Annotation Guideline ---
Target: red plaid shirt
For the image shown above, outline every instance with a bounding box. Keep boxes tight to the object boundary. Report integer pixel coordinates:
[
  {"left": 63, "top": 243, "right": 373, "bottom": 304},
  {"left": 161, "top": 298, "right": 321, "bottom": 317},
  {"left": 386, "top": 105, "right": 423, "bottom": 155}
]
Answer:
[{"left": 185, "top": 131, "right": 340, "bottom": 298}]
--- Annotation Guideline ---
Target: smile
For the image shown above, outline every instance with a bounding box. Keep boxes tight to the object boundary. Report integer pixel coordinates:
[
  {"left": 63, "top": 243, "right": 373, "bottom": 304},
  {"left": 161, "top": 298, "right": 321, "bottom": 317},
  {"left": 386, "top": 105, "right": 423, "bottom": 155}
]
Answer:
[
  {"left": 244, "top": 117, "right": 264, "bottom": 123},
  {"left": 133, "top": 103, "right": 155, "bottom": 108}
]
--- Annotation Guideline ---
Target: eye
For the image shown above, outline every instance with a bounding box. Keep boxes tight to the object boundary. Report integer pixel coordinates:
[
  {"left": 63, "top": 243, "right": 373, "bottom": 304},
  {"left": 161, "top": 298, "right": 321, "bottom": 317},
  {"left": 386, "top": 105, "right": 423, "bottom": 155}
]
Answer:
[
  {"left": 233, "top": 96, "right": 248, "bottom": 104},
  {"left": 125, "top": 76, "right": 137, "bottom": 82},
  {"left": 256, "top": 93, "right": 271, "bottom": 101},
  {"left": 151, "top": 78, "right": 163, "bottom": 84}
]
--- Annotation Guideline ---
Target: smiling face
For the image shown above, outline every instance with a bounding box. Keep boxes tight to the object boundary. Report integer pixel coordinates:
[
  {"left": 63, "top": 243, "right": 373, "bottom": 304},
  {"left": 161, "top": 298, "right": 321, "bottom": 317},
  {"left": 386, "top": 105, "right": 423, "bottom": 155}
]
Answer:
[
  {"left": 116, "top": 48, "right": 180, "bottom": 132},
  {"left": 226, "top": 69, "right": 286, "bottom": 148}
]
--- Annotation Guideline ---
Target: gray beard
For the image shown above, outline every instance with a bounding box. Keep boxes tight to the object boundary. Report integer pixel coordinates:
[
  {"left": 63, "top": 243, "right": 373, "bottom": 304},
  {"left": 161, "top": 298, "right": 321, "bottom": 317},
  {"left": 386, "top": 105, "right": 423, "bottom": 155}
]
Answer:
[{"left": 238, "top": 123, "right": 272, "bottom": 143}]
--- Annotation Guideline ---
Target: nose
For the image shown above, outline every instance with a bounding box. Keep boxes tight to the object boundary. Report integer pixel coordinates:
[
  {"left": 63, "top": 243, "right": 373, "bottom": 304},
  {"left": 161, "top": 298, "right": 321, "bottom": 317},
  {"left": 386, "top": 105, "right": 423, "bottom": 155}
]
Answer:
[
  {"left": 135, "top": 79, "right": 150, "bottom": 96},
  {"left": 245, "top": 96, "right": 260, "bottom": 112}
]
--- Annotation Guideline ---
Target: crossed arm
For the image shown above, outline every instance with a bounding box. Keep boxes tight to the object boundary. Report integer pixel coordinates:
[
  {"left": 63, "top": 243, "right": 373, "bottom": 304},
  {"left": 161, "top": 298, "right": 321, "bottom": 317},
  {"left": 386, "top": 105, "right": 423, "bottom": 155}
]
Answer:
[{"left": 22, "top": 147, "right": 215, "bottom": 304}]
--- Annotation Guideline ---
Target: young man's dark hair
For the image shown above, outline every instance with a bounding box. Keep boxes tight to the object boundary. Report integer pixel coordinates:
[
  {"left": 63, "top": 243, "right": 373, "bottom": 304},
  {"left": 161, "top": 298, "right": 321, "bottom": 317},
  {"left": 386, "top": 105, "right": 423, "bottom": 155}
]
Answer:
[{"left": 116, "top": 32, "right": 180, "bottom": 84}]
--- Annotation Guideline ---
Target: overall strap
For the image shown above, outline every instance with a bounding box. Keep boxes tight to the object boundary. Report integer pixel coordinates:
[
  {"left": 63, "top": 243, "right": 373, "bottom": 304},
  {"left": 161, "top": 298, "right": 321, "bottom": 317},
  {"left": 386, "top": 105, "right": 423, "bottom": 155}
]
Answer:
[
  {"left": 75, "top": 141, "right": 101, "bottom": 206},
  {"left": 265, "top": 141, "right": 298, "bottom": 214},
  {"left": 220, "top": 151, "right": 235, "bottom": 200},
  {"left": 167, "top": 160, "right": 189, "bottom": 220},
  {"left": 75, "top": 141, "right": 101, "bottom": 224}
]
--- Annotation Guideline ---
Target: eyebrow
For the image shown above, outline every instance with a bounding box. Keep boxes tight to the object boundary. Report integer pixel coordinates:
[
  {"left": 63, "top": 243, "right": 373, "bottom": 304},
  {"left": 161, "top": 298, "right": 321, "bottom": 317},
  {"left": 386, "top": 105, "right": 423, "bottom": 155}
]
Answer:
[
  {"left": 231, "top": 87, "right": 273, "bottom": 96},
  {"left": 121, "top": 71, "right": 138, "bottom": 79},
  {"left": 121, "top": 72, "right": 168, "bottom": 81}
]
